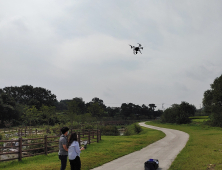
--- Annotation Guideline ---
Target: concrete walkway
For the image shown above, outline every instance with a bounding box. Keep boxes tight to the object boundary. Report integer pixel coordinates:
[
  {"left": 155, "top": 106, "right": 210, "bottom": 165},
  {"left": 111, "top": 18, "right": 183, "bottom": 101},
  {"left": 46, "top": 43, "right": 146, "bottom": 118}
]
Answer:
[{"left": 91, "top": 122, "right": 189, "bottom": 170}]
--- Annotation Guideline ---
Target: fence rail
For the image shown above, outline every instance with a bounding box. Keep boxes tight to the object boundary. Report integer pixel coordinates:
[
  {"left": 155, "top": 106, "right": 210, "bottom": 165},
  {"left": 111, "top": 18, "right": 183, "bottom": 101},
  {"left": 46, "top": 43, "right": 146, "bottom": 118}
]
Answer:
[{"left": 0, "top": 129, "right": 101, "bottom": 162}]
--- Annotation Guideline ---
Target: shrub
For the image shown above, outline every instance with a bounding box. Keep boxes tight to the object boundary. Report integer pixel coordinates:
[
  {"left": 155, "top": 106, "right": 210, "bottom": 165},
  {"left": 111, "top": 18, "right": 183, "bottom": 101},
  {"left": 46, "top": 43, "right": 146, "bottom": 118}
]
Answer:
[
  {"left": 124, "top": 123, "right": 142, "bottom": 136},
  {"left": 161, "top": 102, "right": 193, "bottom": 124},
  {"left": 134, "top": 123, "right": 142, "bottom": 134},
  {"left": 208, "top": 111, "right": 222, "bottom": 127},
  {"left": 124, "top": 127, "right": 134, "bottom": 136},
  {"left": 100, "top": 125, "right": 119, "bottom": 136}
]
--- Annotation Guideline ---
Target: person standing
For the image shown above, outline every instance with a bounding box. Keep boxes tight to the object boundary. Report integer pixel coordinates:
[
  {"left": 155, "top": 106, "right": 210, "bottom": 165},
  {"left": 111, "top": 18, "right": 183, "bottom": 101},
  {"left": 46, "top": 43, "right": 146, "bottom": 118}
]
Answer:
[
  {"left": 68, "top": 132, "right": 85, "bottom": 170},
  {"left": 59, "top": 127, "right": 69, "bottom": 170}
]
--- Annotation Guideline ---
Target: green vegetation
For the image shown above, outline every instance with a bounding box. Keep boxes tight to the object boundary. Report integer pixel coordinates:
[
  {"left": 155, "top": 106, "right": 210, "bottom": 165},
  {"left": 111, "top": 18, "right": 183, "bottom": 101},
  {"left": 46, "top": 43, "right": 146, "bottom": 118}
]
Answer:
[
  {"left": 189, "top": 116, "right": 209, "bottom": 122},
  {"left": 124, "top": 123, "right": 143, "bottom": 136},
  {"left": 0, "top": 85, "right": 161, "bottom": 129},
  {"left": 202, "top": 74, "right": 222, "bottom": 127},
  {"left": 0, "top": 125, "right": 165, "bottom": 170},
  {"left": 161, "top": 101, "right": 196, "bottom": 124},
  {"left": 146, "top": 121, "right": 222, "bottom": 170},
  {"left": 189, "top": 116, "right": 209, "bottom": 119}
]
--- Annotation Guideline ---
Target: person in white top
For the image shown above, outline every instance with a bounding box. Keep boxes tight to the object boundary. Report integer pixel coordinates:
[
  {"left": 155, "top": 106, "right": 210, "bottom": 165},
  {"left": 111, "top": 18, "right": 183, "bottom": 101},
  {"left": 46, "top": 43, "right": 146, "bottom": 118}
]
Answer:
[{"left": 68, "top": 132, "right": 85, "bottom": 170}]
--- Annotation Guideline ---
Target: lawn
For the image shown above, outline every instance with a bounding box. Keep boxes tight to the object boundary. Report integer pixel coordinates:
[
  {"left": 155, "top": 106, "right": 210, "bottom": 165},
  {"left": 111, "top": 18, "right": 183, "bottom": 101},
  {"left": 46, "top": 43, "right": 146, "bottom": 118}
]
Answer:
[
  {"left": 0, "top": 124, "right": 165, "bottom": 170},
  {"left": 146, "top": 121, "right": 222, "bottom": 170}
]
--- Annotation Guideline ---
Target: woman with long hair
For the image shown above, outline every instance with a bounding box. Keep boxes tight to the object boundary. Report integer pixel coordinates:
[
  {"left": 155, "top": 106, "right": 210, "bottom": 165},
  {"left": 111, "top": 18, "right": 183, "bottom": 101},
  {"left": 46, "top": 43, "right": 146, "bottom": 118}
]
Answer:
[{"left": 68, "top": 132, "right": 85, "bottom": 170}]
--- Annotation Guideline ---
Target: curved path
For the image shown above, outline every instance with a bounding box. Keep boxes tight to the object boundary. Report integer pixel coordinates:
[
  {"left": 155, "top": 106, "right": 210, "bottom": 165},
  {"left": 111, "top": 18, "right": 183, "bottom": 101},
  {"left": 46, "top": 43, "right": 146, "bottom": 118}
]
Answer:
[{"left": 92, "top": 122, "right": 189, "bottom": 170}]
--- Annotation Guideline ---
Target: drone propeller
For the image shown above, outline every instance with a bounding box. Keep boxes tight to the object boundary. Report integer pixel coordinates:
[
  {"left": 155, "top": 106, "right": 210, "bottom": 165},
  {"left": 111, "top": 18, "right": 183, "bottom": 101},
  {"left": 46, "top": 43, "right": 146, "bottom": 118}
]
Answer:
[{"left": 129, "top": 45, "right": 134, "bottom": 49}]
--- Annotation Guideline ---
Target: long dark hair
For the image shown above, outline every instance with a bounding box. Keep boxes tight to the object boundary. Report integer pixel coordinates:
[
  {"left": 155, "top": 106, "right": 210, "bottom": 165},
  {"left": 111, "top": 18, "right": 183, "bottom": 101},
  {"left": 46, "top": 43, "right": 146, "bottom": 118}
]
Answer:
[{"left": 68, "top": 132, "right": 78, "bottom": 148}]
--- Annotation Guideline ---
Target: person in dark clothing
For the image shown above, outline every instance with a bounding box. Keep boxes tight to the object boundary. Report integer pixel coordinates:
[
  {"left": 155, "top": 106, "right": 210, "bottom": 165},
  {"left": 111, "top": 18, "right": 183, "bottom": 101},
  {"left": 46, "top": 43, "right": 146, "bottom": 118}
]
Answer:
[{"left": 59, "top": 127, "right": 69, "bottom": 170}]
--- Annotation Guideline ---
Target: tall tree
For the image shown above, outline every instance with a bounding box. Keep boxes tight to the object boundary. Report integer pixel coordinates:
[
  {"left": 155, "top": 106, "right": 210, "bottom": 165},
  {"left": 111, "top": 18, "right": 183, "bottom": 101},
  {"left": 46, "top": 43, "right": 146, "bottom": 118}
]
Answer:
[
  {"left": 0, "top": 90, "right": 19, "bottom": 127},
  {"left": 2, "top": 85, "right": 57, "bottom": 109},
  {"left": 40, "top": 105, "right": 56, "bottom": 125},
  {"left": 87, "top": 102, "right": 104, "bottom": 118},
  {"left": 203, "top": 74, "right": 222, "bottom": 112},
  {"left": 22, "top": 106, "right": 39, "bottom": 126},
  {"left": 148, "top": 104, "right": 157, "bottom": 111},
  {"left": 202, "top": 74, "right": 222, "bottom": 126}
]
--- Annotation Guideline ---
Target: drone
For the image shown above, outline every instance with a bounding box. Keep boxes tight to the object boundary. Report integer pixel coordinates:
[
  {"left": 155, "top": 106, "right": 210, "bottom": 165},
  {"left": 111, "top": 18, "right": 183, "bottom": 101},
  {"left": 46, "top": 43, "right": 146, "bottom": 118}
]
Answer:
[{"left": 129, "top": 43, "right": 143, "bottom": 55}]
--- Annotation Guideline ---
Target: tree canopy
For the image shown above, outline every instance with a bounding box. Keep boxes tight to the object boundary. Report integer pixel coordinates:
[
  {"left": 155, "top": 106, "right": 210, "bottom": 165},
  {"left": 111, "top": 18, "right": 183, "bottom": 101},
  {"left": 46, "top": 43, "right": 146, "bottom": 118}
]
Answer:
[{"left": 2, "top": 85, "right": 57, "bottom": 109}]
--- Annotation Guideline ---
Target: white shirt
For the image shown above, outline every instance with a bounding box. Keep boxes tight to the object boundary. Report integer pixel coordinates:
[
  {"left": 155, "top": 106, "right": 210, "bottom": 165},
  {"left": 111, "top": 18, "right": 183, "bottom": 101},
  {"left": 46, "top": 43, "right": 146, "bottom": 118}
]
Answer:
[{"left": 68, "top": 141, "right": 81, "bottom": 160}]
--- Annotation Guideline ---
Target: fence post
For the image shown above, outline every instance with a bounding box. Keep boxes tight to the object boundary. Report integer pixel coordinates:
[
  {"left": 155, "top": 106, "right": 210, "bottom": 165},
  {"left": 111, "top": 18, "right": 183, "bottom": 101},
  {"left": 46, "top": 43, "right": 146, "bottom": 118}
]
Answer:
[
  {"left": 44, "top": 135, "right": 48, "bottom": 155},
  {"left": 25, "top": 128, "right": 26, "bottom": 137},
  {"left": 92, "top": 131, "right": 94, "bottom": 139},
  {"left": 18, "top": 137, "right": 22, "bottom": 161},
  {"left": 88, "top": 131, "right": 90, "bottom": 144},
  {"left": 78, "top": 132, "right": 80, "bottom": 145},
  {"left": 36, "top": 129, "right": 37, "bottom": 135},
  {"left": 100, "top": 130, "right": 101, "bottom": 141},
  {"left": 97, "top": 129, "right": 99, "bottom": 143}
]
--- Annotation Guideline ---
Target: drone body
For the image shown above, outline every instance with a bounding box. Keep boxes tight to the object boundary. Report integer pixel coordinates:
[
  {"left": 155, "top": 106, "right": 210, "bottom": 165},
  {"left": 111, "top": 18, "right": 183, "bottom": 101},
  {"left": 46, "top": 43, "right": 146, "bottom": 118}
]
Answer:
[{"left": 129, "top": 43, "right": 143, "bottom": 54}]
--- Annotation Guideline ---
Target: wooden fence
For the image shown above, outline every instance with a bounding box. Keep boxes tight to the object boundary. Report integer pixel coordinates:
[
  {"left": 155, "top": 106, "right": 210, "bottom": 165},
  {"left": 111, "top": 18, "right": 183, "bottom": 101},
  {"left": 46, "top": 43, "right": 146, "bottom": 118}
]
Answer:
[{"left": 0, "top": 129, "right": 101, "bottom": 162}]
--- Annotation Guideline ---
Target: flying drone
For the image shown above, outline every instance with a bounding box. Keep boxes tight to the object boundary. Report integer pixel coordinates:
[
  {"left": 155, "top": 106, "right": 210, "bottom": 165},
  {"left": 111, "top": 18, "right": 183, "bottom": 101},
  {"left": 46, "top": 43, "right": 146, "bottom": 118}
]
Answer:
[{"left": 129, "top": 43, "right": 143, "bottom": 55}]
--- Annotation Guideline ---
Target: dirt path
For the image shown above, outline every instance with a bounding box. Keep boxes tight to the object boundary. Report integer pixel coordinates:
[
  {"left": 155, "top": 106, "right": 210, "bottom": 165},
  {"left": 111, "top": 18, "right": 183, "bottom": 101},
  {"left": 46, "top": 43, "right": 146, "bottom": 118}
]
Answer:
[{"left": 91, "top": 122, "right": 189, "bottom": 170}]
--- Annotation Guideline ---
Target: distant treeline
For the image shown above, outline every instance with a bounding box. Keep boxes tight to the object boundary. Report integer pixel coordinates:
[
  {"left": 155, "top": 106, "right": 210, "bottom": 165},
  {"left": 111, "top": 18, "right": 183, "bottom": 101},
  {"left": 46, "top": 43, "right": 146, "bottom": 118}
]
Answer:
[{"left": 0, "top": 85, "right": 162, "bottom": 128}]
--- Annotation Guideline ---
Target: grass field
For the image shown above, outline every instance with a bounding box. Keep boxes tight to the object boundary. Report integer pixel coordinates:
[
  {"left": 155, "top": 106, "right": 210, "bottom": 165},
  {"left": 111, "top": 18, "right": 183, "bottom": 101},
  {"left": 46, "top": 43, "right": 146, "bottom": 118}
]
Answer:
[
  {"left": 190, "top": 116, "right": 209, "bottom": 123},
  {"left": 0, "top": 124, "right": 165, "bottom": 170},
  {"left": 146, "top": 121, "right": 222, "bottom": 170}
]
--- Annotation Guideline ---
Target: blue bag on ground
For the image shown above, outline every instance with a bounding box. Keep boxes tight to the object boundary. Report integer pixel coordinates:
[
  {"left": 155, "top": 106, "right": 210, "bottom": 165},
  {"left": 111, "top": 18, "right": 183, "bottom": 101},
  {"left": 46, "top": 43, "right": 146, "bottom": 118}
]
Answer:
[{"left": 144, "top": 159, "right": 159, "bottom": 170}]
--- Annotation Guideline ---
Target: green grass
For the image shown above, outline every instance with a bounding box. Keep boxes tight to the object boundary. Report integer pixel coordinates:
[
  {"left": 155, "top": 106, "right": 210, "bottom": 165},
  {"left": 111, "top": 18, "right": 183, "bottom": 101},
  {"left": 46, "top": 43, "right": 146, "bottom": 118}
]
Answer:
[
  {"left": 146, "top": 121, "right": 222, "bottom": 170},
  {"left": 192, "top": 119, "right": 208, "bottom": 122},
  {"left": 0, "top": 125, "right": 165, "bottom": 170},
  {"left": 189, "top": 116, "right": 209, "bottom": 119}
]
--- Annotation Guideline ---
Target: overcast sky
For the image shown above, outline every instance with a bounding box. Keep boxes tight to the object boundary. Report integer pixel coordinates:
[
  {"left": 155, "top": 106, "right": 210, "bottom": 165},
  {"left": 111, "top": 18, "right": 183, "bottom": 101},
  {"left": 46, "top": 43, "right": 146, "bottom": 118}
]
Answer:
[{"left": 0, "top": 0, "right": 222, "bottom": 110}]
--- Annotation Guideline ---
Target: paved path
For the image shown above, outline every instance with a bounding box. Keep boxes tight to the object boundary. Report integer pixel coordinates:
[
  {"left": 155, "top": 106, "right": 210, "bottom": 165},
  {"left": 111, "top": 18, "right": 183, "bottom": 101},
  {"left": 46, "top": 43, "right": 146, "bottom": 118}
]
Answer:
[{"left": 91, "top": 122, "right": 189, "bottom": 170}]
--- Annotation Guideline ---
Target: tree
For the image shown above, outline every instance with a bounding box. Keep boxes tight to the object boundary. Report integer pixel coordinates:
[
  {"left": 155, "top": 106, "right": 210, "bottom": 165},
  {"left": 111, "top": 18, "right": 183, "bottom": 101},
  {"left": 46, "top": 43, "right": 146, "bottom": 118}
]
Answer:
[
  {"left": 202, "top": 74, "right": 222, "bottom": 126},
  {"left": 0, "top": 90, "right": 19, "bottom": 127},
  {"left": 91, "top": 97, "right": 106, "bottom": 110},
  {"left": 120, "top": 103, "right": 132, "bottom": 118},
  {"left": 161, "top": 102, "right": 193, "bottom": 124},
  {"left": 148, "top": 104, "right": 156, "bottom": 111},
  {"left": 22, "top": 106, "right": 39, "bottom": 126},
  {"left": 180, "top": 101, "right": 196, "bottom": 117},
  {"left": 87, "top": 102, "right": 104, "bottom": 118},
  {"left": 106, "top": 107, "right": 120, "bottom": 118},
  {"left": 203, "top": 74, "right": 222, "bottom": 111},
  {"left": 40, "top": 105, "right": 56, "bottom": 125},
  {"left": 2, "top": 85, "right": 57, "bottom": 109}
]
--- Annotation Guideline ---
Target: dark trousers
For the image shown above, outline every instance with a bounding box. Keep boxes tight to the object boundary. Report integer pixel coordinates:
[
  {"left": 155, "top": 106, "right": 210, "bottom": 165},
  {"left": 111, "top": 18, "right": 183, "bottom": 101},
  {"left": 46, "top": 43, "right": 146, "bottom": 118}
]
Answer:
[
  {"left": 59, "top": 155, "right": 68, "bottom": 170},
  {"left": 69, "top": 156, "right": 81, "bottom": 170}
]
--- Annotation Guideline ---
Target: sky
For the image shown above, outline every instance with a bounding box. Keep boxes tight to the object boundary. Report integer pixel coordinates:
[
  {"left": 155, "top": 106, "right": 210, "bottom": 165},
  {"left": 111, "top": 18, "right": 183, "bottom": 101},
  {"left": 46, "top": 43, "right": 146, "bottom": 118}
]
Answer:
[{"left": 0, "top": 0, "right": 222, "bottom": 110}]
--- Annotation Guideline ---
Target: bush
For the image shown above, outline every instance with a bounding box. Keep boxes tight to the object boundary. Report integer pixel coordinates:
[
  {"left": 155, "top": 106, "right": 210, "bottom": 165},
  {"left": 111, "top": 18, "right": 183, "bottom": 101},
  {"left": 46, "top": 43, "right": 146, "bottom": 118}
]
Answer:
[
  {"left": 208, "top": 111, "right": 222, "bottom": 127},
  {"left": 175, "top": 111, "right": 191, "bottom": 124},
  {"left": 84, "top": 124, "right": 94, "bottom": 130},
  {"left": 134, "top": 123, "right": 142, "bottom": 134},
  {"left": 124, "top": 123, "right": 143, "bottom": 136},
  {"left": 100, "top": 125, "right": 119, "bottom": 136},
  {"left": 161, "top": 102, "right": 193, "bottom": 124},
  {"left": 124, "top": 127, "right": 134, "bottom": 136}
]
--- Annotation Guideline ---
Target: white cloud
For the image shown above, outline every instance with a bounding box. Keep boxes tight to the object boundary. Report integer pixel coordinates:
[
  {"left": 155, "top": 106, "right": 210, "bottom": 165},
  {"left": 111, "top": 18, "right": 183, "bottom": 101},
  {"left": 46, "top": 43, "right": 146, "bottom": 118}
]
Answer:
[{"left": 0, "top": 0, "right": 222, "bottom": 109}]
